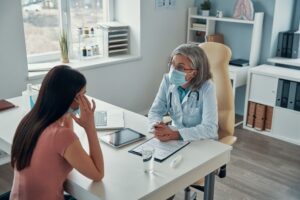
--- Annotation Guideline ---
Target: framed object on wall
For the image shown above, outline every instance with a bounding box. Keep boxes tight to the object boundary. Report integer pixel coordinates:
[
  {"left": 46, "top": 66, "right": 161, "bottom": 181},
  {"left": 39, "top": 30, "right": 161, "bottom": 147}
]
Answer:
[{"left": 233, "top": 0, "right": 254, "bottom": 20}]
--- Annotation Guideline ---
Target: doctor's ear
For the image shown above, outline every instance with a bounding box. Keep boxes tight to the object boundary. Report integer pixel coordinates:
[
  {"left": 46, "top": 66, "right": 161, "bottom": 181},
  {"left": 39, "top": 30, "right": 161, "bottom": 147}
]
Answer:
[{"left": 192, "top": 71, "right": 198, "bottom": 77}]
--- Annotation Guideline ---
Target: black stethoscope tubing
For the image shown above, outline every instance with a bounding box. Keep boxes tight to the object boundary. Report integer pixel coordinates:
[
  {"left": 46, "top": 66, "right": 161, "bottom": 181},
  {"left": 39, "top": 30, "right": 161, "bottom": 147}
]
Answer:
[{"left": 169, "top": 90, "right": 199, "bottom": 108}]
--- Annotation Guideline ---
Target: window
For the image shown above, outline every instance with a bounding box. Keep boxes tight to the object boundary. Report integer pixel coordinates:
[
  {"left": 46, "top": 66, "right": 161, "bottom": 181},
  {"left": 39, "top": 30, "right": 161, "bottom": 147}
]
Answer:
[
  {"left": 21, "top": 0, "right": 110, "bottom": 63},
  {"left": 22, "top": 0, "right": 60, "bottom": 55}
]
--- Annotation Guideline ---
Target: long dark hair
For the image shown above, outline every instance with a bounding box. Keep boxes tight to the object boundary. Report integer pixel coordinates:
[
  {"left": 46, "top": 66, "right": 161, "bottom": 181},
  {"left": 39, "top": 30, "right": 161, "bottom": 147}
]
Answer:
[{"left": 11, "top": 65, "right": 86, "bottom": 171}]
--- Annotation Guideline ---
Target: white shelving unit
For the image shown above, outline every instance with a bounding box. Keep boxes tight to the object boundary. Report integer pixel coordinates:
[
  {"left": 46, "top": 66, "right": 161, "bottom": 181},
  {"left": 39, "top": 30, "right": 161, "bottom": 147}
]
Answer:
[
  {"left": 187, "top": 7, "right": 264, "bottom": 126},
  {"left": 100, "top": 22, "right": 129, "bottom": 57},
  {"left": 268, "top": 57, "right": 300, "bottom": 68},
  {"left": 243, "top": 64, "right": 300, "bottom": 145},
  {"left": 187, "top": 7, "right": 264, "bottom": 67}
]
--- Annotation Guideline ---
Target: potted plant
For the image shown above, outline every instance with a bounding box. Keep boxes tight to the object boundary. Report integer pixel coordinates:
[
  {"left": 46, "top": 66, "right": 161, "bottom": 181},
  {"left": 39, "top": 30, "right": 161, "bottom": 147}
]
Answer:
[
  {"left": 201, "top": 0, "right": 211, "bottom": 16},
  {"left": 59, "top": 31, "right": 69, "bottom": 63}
]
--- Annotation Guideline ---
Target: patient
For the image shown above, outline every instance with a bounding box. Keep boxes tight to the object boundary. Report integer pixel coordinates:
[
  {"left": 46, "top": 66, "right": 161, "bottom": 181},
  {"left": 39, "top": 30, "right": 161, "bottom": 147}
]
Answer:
[
  {"left": 10, "top": 65, "right": 104, "bottom": 200},
  {"left": 148, "top": 43, "right": 218, "bottom": 142}
]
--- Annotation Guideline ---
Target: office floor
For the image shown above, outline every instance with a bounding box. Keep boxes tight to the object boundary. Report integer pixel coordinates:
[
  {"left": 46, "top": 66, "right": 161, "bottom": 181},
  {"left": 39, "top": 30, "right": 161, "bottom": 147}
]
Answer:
[{"left": 1, "top": 126, "right": 300, "bottom": 200}]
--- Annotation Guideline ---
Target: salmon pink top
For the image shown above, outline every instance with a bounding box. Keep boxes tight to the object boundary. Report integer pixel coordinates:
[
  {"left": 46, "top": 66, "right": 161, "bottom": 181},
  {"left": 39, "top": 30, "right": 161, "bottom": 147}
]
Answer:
[{"left": 10, "top": 123, "right": 78, "bottom": 200}]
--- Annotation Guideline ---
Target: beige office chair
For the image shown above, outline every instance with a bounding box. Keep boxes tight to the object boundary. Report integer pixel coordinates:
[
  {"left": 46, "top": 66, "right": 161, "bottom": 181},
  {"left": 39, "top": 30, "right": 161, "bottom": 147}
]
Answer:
[{"left": 184, "top": 42, "right": 237, "bottom": 200}]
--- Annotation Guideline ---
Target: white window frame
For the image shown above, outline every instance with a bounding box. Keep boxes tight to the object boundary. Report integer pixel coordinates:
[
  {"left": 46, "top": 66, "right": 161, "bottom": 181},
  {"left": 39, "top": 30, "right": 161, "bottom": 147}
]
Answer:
[{"left": 26, "top": 0, "right": 113, "bottom": 64}]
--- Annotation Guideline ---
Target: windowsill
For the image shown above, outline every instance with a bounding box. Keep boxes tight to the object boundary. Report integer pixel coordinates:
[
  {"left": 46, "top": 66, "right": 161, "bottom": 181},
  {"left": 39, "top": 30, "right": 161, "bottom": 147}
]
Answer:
[{"left": 28, "top": 54, "right": 141, "bottom": 80}]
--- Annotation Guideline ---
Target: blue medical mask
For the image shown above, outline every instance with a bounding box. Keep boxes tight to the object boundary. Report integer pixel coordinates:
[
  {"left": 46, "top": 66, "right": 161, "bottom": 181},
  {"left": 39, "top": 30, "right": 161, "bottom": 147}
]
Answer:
[
  {"left": 168, "top": 67, "right": 188, "bottom": 86},
  {"left": 68, "top": 107, "right": 80, "bottom": 116}
]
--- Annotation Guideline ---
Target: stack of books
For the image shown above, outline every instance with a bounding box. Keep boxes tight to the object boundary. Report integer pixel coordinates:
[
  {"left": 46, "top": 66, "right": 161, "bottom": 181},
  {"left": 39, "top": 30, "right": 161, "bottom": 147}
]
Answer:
[
  {"left": 229, "top": 59, "right": 249, "bottom": 67},
  {"left": 246, "top": 101, "right": 273, "bottom": 131},
  {"left": 276, "top": 31, "right": 300, "bottom": 58},
  {"left": 276, "top": 79, "right": 300, "bottom": 111},
  {"left": 192, "top": 23, "right": 206, "bottom": 31}
]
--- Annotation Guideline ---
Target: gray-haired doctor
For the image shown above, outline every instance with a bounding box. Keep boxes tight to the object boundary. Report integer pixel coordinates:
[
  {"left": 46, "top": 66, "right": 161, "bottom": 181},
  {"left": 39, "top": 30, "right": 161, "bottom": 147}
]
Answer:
[{"left": 148, "top": 44, "right": 218, "bottom": 142}]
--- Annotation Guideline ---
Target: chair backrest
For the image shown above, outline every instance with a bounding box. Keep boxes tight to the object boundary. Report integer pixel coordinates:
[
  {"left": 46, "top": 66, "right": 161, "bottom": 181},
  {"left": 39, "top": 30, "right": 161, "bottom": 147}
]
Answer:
[{"left": 199, "top": 42, "right": 235, "bottom": 139}]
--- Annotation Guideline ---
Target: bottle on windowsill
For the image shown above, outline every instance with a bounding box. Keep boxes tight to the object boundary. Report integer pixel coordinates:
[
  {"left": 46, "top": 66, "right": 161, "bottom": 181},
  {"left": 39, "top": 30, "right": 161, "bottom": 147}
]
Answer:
[{"left": 82, "top": 46, "right": 87, "bottom": 57}]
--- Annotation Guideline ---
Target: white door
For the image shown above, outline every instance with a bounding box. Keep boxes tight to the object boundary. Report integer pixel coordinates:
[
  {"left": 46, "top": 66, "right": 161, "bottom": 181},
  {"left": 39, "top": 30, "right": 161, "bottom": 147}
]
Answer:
[{"left": 249, "top": 74, "right": 278, "bottom": 106}]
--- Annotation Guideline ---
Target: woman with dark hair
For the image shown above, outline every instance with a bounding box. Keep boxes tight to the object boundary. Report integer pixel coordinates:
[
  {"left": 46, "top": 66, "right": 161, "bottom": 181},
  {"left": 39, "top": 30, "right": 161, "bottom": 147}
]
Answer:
[
  {"left": 10, "top": 65, "right": 104, "bottom": 200},
  {"left": 148, "top": 43, "right": 218, "bottom": 142}
]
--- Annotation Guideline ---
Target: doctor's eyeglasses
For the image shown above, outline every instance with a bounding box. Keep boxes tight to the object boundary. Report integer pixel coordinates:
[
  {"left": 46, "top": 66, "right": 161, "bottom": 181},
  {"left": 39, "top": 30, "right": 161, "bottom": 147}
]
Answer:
[{"left": 171, "top": 65, "right": 197, "bottom": 73}]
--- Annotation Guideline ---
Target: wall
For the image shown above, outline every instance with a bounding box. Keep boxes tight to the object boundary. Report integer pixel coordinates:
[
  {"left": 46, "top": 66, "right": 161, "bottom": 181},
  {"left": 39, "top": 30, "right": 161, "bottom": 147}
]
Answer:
[
  {"left": 1, "top": 0, "right": 194, "bottom": 114},
  {"left": 0, "top": 0, "right": 28, "bottom": 99},
  {"left": 80, "top": 0, "right": 194, "bottom": 114}
]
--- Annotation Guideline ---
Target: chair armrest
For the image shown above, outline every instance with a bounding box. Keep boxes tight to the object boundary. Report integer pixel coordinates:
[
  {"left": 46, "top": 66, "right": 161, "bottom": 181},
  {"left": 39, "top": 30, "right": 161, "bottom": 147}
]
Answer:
[{"left": 219, "top": 135, "right": 237, "bottom": 146}]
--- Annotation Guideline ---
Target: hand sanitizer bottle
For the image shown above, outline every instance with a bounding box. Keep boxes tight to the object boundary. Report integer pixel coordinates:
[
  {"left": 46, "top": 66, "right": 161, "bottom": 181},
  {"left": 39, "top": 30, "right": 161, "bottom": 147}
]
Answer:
[{"left": 22, "top": 84, "right": 38, "bottom": 111}]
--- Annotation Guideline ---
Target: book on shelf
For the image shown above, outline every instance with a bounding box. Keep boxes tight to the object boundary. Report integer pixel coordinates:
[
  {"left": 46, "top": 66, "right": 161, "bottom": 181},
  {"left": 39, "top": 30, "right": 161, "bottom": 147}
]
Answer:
[
  {"left": 192, "top": 23, "right": 206, "bottom": 29},
  {"left": 276, "top": 32, "right": 284, "bottom": 57},
  {"left": 276, "top": 79, "right": 284, "bottom": 107},
  {"left": 295, "top": 83, "right": 300, "bottom": 111},
  {"left": 265, "top": 106, "right": 273, "bottom": 131},
  {"left": 287, "top": 81, "right": 297, "bottom": 110},
  {"left": 229, "top": 59, "right": 249, "bottom": 67},
  {"left": 246, "top": 101, "right": 256, "bottom": 128},
  {"left": 254, "top": 103, "right": 266, "bottom": 131},
  {"left": 280, "top": 80, "right": 290, "bottom": 108}
]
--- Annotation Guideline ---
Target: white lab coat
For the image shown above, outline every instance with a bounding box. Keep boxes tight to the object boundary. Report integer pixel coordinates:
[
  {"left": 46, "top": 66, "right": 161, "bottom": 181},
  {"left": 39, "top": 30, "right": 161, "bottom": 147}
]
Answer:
[{"left": 148, "top": 74, "right": 218, "bottom": 141}]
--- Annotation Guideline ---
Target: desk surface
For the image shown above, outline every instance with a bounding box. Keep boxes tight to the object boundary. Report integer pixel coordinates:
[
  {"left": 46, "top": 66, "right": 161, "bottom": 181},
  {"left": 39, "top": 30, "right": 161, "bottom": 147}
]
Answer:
[{"left": 0, "top": 96, "right": 232, "bottom": 200}]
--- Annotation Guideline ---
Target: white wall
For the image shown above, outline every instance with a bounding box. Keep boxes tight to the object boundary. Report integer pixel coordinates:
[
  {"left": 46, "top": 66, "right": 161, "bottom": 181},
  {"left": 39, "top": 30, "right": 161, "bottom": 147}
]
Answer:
[
  {"left": 81, "top": 0, "right": 194, "bottom": 114},
  {"left": 0, "top": 0, "right": 28, "bottom": 99},
  {"left": 1, "top": 0, "right": 194, "bottom": 114}
]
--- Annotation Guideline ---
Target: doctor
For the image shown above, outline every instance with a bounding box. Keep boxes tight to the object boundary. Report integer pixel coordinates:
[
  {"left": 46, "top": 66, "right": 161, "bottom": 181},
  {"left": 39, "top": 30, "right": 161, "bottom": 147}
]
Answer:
[{"left": 148, "top": 43, "right": 218, "bottom": 142}]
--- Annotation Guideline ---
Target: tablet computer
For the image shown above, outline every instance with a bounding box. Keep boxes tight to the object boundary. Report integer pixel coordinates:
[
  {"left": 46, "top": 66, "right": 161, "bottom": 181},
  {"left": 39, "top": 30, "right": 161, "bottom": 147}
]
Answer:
[{"left": 100, "top": 128, "right": 146, "bottom": 148}]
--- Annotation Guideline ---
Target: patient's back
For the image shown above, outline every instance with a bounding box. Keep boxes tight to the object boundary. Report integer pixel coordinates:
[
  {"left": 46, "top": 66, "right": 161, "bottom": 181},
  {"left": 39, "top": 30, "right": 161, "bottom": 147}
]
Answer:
[{"left": 10, "top": 123, "right": 78, "bottom": 200}]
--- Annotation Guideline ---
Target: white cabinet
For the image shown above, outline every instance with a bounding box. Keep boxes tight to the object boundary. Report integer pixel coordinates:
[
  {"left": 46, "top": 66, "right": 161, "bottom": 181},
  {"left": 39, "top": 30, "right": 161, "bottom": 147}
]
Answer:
[
  {"left": 272, "top": 107, "right": 300, "bottom": 142},
  {"left": 249, "top": 74, "right": 277, "bottom": 106},
  {"left": 243, "top": 64, "right": 300, "bottom": 145}
]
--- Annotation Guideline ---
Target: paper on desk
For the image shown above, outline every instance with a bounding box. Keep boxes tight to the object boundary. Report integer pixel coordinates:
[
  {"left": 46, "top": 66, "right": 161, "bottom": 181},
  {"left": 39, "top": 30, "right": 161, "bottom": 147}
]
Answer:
[{"left": 130, "top": 137, "right": 189, "bottom": 162}]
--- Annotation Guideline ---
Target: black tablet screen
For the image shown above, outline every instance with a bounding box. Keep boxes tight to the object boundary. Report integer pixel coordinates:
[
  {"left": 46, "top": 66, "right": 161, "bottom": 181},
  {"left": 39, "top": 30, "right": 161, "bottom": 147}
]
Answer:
[{"left": 101, "top": 128, "right": 145, "bottom": 148}]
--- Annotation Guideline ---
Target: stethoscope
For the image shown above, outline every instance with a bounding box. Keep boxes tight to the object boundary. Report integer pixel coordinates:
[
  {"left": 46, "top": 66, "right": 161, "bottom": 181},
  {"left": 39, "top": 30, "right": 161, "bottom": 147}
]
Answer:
[{"left": 169, "top": 90, "right": 200, "bottom": 108}]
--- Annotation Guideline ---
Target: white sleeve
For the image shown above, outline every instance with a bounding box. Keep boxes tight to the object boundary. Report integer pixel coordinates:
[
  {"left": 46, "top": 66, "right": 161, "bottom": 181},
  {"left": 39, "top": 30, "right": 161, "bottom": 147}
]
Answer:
[
  {"left": 178, "top": 82, "right": 218, "bottom": 141},
  {"left": 148, "top": 74, "right": 169, "bottom": 128}
]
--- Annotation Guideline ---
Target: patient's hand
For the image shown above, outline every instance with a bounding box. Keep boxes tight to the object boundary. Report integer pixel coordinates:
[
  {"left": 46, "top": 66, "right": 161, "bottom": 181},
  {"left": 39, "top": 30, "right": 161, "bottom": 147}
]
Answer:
[{"left": 154, "top": 123, "right": 180, "bottom": 142}]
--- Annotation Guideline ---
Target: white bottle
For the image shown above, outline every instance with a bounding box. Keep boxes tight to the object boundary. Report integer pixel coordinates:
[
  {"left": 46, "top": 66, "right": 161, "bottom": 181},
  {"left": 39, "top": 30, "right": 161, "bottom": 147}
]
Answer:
[{"left": 22, "top": 84, "right": 38, "bottom": 111}]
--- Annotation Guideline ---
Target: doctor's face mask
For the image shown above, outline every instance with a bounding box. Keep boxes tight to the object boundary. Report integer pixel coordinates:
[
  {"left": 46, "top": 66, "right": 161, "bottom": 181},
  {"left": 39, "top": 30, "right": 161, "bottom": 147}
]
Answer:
[{"left": 168, "top": 66, "right": 188, "bottom": 86}]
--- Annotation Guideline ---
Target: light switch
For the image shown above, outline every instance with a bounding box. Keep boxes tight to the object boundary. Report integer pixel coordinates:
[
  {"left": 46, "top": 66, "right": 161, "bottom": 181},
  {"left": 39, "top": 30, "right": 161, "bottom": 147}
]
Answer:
[
  {"left": 155, "top": 0, "right": 166, "bottom": 8},
  {"left": 166, "top": 0, "right": 176, "bottom": 8}
]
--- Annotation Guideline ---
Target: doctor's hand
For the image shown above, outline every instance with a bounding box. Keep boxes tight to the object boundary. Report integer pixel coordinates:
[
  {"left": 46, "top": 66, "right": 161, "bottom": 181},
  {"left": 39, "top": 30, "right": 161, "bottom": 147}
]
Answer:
[
  {"left": 154, "top": 123, "right": 180, "bottom": 142},
  {"left": 71, "top": 95, "right": 96, "bottom": 132}
]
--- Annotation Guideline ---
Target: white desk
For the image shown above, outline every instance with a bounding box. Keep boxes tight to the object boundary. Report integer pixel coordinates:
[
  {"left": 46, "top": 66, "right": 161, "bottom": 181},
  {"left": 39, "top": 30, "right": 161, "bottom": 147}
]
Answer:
[{"left": 0, "top": 96, "right": 232, "bottom": 200}]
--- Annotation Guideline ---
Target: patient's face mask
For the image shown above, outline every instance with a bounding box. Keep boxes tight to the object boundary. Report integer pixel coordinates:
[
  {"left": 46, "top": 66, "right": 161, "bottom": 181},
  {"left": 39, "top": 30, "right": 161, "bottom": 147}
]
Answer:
[
  {"left": 68, "top": 107, "right": 80, "bottom": 116},
  {"left": 168, "top": 66, "right": 188, "bottom": 86}
]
